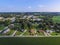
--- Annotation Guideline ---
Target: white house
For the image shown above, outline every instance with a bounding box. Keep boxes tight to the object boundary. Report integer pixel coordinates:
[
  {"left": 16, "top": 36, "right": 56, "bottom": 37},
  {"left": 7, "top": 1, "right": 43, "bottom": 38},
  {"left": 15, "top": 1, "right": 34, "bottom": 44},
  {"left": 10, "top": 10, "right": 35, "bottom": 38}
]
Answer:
[{"left": 46, "top": 29, "right": 55, "bottom": 33}]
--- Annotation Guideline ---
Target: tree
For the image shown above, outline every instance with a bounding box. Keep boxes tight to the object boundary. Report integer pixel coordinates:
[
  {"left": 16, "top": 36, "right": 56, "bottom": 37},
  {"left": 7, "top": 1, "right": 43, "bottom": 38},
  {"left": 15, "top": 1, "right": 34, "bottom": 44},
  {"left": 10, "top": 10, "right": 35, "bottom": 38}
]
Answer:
[{"left": 4, "top": 20, "right": 11, "bottom": 26}]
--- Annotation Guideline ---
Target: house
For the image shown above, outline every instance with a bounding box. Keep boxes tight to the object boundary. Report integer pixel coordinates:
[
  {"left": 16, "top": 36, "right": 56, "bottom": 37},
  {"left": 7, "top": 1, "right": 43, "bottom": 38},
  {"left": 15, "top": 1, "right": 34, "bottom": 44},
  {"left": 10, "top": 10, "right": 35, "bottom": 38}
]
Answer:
[
  {"left": 10, "top": 17, "right": 15, "bottom": 22},
  {"left": 55, "top": 30, "right": 60, "bottom": 33},
  {"left": 30, "top": 29, "right": 36, "bottom": 35},
  {"left": 0, "top": 17, "right": 4, "bottom": 21},
  {"left": 33, "top": 18, "right": 43, "bottom": 21},
  {"left": 8, "top": 24, "right": 14, "bottom": 29},
  {"left": 38, "top": 30, "right": 44, "bottom": 33},
  {"left": 3, "top": 28, "right": 10, "bottom": 34},
  {"left": 5, "top": 17, "right": 15, "bottom": 23},
  {"left": 46, "top": 29, "right": 55, "bottom": 33},
  {"left": 50, "top": 25, "right": 54, "bottom": 28},
  {"left": 23, "top": 16, "right": 27, "bottom": 19}
]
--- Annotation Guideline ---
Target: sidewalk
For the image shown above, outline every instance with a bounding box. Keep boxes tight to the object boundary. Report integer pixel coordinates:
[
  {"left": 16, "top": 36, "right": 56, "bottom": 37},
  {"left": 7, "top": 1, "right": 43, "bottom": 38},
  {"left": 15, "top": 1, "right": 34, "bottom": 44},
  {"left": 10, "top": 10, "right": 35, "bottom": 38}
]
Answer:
[
  {"left": 11, "top": 30, "right": 17, "bottom": 36},
  {"left": 20, "top": 30, "right": 27, "bottom": 36}
]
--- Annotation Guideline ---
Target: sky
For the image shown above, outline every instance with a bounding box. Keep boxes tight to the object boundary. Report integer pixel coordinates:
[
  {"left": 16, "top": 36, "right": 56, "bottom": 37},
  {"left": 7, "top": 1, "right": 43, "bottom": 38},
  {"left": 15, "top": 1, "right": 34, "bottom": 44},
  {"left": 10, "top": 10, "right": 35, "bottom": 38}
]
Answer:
[{"left": 0, "top": 0, "right": 60, "bottom": 12}]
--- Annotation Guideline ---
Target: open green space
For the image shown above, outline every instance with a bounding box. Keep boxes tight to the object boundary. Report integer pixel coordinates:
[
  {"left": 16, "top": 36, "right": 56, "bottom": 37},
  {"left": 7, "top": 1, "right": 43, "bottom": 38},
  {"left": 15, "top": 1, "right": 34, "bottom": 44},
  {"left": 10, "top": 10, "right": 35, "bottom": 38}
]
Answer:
[
  {"left": 52, "top": 16, "right": 60, "bottom": 23},
  {"left": 37, "top": 32, "right": 44, "bottom": 36},
  {"left": 0, "top": 25, "right": 5, "bottom": 30},
  {"left": 0, "top": 37, "right": 60, "bottom": 45},
  {"left": 38, "top": 16, "right": 45, "bottom": 18},
  {"left": 5, "top": 30, "right": 15, "bottom": 35},
  {"left": 51, "top": 32, "right": 60, "bottom": 36},
  {"left": 23, "top": 31, "right": 30, "bottom": 35},
  {"left": 15, "top": 31, "right": 22, "bottom": 35}
]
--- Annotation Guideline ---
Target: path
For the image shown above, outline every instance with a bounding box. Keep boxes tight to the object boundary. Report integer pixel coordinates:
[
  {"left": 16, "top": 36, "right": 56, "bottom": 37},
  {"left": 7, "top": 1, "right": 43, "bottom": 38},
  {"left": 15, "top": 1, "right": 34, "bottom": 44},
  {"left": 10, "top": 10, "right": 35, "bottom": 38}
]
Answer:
[
  {"left": 11, "top": 30, "right": 17, "bottom": 36},
  {"left": 20, "top": 30, "right": 27, "bottom": 36}
]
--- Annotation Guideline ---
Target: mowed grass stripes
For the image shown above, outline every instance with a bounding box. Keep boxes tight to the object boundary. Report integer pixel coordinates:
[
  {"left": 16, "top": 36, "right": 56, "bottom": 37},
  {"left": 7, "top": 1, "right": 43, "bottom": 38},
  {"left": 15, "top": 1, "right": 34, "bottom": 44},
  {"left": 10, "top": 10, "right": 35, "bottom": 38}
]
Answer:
[{"left": 0, "top": 37, "right": 60, "bottom": 45}]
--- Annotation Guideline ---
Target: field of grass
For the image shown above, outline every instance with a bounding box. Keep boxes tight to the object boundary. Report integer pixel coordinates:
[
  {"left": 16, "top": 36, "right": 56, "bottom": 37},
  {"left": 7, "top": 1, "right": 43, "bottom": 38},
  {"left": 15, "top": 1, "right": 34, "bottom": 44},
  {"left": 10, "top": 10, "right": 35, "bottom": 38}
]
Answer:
[
  {"left": 15, "top": 31, "right": 22, "bottom": 35},
  {"left": 23, "top": 31, "right": 30, "bottom": 35},
  {"left": 0, "top": 25, "right": 5, "bottom": 30},
  {"left": 38, "top": 16, "right": 45, "bottom": 18},
  {"left": 52, "top": 16, "right": 60, "bottom": 23},
  {"left": 0, "top": 37, "right": 60, "bottom": 45},
  {"left": 5, "top": 30, "right": 15, "bottom": 35},
  {"left": 37, "top": 32, "right": 44, "bottom": 36},
  {"left": 51, "top": 32, "right": 60, "bottom": 36}
]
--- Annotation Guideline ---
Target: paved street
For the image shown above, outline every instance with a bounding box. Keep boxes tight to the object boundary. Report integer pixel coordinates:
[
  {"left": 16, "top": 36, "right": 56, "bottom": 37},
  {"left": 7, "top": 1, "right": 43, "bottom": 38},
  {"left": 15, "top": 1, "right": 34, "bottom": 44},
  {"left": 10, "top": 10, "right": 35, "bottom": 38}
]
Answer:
[
  {"left": 11, "top": 30, "right": 17, "bottom": 36},
  {"left": 20, "top": 30, "right": 27, "bottom": 36},
  {"left": 43, "top": 31, "right": 51, "bottom": 36}
]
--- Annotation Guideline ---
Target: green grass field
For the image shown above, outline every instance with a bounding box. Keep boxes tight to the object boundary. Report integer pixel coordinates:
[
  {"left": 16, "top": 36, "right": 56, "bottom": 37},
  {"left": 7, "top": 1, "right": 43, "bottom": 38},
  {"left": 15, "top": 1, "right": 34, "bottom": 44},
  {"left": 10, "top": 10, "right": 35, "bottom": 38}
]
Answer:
[
  {"left": 0, "top": 25, "right": 5, "bottom": 30},
  {"left": 5, "top": 30, "right": 15, "bottom": 35},
  {"left": 15, "top": 31, "right": 22, "bottom": 35},
  {"left": 0, "top": 37, "right": 60, "bottom": 45},
  {"left": 52, "top": 16, "right": 60, "bottom": 23}
]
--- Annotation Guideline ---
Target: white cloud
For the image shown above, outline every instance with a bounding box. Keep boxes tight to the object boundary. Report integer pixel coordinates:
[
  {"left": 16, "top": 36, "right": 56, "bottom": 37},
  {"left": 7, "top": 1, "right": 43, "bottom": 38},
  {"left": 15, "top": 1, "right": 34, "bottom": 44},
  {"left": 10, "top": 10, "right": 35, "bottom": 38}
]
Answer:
[
  {"left": 28, "top": 6, "right": 32, "bottom": 9},
  {"left": 38, "top": 5, "right": 44, "bottom": 8}
]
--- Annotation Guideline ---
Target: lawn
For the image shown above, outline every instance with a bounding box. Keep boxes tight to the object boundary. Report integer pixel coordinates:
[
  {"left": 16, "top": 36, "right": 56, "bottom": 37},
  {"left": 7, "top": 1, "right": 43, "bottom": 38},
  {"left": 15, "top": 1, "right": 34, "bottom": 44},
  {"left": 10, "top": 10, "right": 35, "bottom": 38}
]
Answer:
[
  {"left": 15, "top": 31, "right": 22, "bottom": 35},
  {"left": 37, "top": 32, "right": 44, "bottom": 36},
  {"left": 0, "top": 37, "right": 60, "bottom": 45},
  {"left": 5, "top": 30, "right": 15, "bottom": 35},
  {"left": 23, "top": 31, "right": 30, "bottom": 36},
  {"left": 51, "top": 32, "right": 60, "bottom": 36},
  {"left": 0, "top": 25, "right": 5, "bottom": 30},
  {"left": 23, "top": 30, "right": 44, "bottom": 36},
  {"left": 52, "top": 16, "right": 60, "bottom": 23},
  {"left": 38, "top": 16, "right": 45, "bottom": 18}
]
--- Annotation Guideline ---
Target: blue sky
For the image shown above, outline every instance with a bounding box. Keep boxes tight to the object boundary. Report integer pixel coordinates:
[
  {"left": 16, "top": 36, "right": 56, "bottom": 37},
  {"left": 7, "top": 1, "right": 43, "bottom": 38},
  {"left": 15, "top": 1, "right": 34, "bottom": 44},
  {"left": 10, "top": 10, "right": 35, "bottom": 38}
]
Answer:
[{"left": 0, "top": 0, "right": 60, "bottom": 12}]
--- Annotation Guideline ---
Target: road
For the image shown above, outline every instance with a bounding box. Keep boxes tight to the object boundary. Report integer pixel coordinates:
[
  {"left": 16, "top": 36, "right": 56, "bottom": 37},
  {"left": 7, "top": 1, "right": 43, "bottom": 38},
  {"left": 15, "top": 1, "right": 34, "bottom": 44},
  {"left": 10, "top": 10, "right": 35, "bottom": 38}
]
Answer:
[
  {"left": 20, "top": 30, "right": 27, "bottom": 36},
  {"left": 1, "top": 26, "right": 9, "bottom": 34},
  {"left": 47, "top": 33, "right": 51, "bottom": 36},
  {"left": 43, "top": 31, "right": 51, "bottom": 36},
  {"left": 43, "top": 32, "right": 48, "bottom": 36},
  {"left": 11, "top": 30, "right": 17, "bottom": 36}
]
